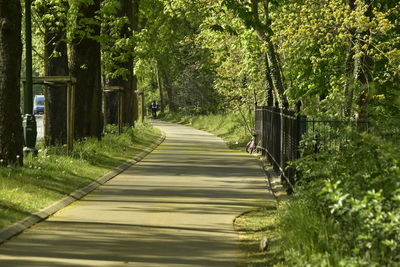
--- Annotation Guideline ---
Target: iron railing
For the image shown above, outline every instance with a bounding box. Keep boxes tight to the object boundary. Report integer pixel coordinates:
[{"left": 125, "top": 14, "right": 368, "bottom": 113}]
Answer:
[
  {"left": 255, "top": 106, "right": 370, "bottom": 193},
  {"left": 255, "top": 106, "right": 306, "bottom": 192},
  {"left": 304, "top": 119, "right": 369, "bottom": 153}
]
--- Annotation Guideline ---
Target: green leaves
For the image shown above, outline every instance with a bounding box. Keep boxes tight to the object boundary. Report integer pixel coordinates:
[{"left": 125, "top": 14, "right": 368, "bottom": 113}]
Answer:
[{"left": 294, "top": 128, "right": 400, "bottom": 264}]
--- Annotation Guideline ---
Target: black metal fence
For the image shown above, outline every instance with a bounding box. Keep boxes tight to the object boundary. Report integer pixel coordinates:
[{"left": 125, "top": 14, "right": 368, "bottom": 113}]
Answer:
[
  {"left": 304, "top": 119, "right": 369, "bottom": 153},
  {"left": 255, "top": 106, "right": 306, "bottom": 192},
  {"left": 255, "top": 106, "right": 369, "bottom": 192}
]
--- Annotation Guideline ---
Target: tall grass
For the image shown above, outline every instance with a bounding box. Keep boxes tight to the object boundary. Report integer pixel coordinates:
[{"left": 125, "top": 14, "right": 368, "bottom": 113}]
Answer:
[{"left": 0, "top": 123, "right": 161, "bottom": 228}]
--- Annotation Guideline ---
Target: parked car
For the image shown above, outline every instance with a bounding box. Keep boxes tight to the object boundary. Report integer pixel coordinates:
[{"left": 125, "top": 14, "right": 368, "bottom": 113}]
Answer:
[{"left": 33, "top": 95, "right": 44, "bottom": 114}]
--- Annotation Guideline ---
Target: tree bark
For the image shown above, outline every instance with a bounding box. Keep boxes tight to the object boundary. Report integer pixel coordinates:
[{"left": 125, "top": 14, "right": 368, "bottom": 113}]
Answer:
[
  {"left": 44, "top": 2, "right": 69, "bottom": 145},
  {"left": 161, "top": 68, "right": 176, "bottom": 112},
  {"left": 0, "top": 1, "right": 23, "bottom": 166},
  {"left": 155, "top": 61, "right": 165, "bottom": 113},
  {"left": 253, "top": 0, "right": 288, "bottom": 108},
  {"left": 128, "top": 0, "right": 140, "bottom": 124},
  {"left": 69, "top": 0, "right": 102, "bottom": 139},
  {"left": 343, "top": 0, "right": 357, "bottom": 118},
  {"left": 346, "top": 0, "right": 373, "bottom": 120},
  {"left": 343, "top": 42, "right": 355, "bottom": 117},
  {"left": 262, "top": 3, "right": 274, "bottom": 107}
]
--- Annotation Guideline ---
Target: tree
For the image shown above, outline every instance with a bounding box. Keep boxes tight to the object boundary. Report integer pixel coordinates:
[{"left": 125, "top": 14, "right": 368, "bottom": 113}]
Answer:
[
  {"left": 222, "top": 0, "right": 288, "bottom": 108},
  {"left": 69, "top": 0, "right": 102, "bottom": 139},
  {"left": 102, "top": 0, "right": 139, "bottom": 126},
  {"left": 34, "top": 0, "right": 70, "bottom": 145},
  {"left": 0, "top": 0, "right": 23, "bottom": 166}
]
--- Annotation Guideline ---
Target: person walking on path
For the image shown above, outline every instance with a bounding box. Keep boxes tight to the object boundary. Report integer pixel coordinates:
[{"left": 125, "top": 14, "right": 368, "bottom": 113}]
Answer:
[
  {"left": 151, "top": 100, "right": 158, "bottom": 118},
  {"left": 0, "top": 120, "right": 274, "bottom": 266}
]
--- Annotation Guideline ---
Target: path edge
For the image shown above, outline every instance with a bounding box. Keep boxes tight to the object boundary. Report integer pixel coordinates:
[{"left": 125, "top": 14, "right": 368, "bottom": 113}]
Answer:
[{"left": 0, "top": 132, "right": 166, "bottom": 244}]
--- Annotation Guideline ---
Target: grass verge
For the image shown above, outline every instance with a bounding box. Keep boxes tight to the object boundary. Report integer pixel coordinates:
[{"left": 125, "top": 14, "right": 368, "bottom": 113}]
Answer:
[
  {"left": 234, "top": 200, "right": 283, "bottom": 266},
  {"left": 0, "top": 123, "right": 161, "bottom": 229}
]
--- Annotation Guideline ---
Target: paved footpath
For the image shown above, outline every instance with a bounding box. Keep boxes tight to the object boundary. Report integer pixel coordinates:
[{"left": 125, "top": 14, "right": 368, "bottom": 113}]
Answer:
[{"left": 0, "top": 121, "right": 274, "bottom": 266}]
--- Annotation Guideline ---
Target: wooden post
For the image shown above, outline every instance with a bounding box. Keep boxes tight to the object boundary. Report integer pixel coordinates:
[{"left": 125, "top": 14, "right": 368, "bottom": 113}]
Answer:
[
  {"left": 118, "top": 89, "right": 123, "bottom": 135},
  {"left": 141, "top": 92, "right": 145, "bottom": 123},
  {"left": 103, "top": 86, "right": 124, "bottom": 134},
  {"left": 71, "top": 82, "right": 75, "bottom": 150},
  {"left": 21, "top": 76, "right": 76, "bottom": 152},
  {"left": 67, "top": 82, "right": 73, "bottom": 152}
]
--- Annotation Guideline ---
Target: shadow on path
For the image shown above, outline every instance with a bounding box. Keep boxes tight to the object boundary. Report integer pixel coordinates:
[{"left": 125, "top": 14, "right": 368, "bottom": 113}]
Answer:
[{"left": 0, "top": 121, "right": 273, "bottom": 267}]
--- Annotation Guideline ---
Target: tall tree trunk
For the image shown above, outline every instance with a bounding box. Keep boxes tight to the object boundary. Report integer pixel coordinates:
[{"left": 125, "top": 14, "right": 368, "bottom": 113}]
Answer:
[
  {"left": 69, "top": 0, "right": 102, "bottom": 139},
  {"left": 128, "top": 0, "right": 140, "bottom": 124},
  {"left": 264, "top": 55, "right": 275, "bottom": 107},
  {"left": 254, "top": 0, "right": 288, "bottom": 108},
  {"left": 103, "top": 0, "right": 137, "bottom": 127},
  {"left": 350, "top": 0, "right": 373, "bottom": 120},
  {"left": 0, "top": 1, "right": 23, "bottom": 166},
  {"left": 262, "top": 3, "right": 274, "bottom": 107},
  {"left": 343, "top": 42, "right": 355, "bottom": 117},
  {"left": 44, "top": 2, "right": 68, "bottom": 145},
  {"left": 120, "top": 0, "right": 134, "bottom": 126},
  {"left": 343, "top": 0, "right": 357, "bottom": 118},
  {"left": 355, "top": 6, "right": 373, "bottom": 120},
  {"left": 161, "top": 68, "right": 176, "bottom": 112},
  {"left": 155, "top": 61, "right": 165, "bottom": 113}
]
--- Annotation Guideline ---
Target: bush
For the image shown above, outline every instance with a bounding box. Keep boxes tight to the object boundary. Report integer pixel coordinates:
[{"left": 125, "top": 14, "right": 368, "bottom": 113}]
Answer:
[{"left": 277, "top": 129, "right": 400, "bottom": 265}]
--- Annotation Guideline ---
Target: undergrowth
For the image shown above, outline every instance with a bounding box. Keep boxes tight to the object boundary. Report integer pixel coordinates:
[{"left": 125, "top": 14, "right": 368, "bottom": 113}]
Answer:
[{"left": 276, "top": 129, "right": 400, "bottom": 266}]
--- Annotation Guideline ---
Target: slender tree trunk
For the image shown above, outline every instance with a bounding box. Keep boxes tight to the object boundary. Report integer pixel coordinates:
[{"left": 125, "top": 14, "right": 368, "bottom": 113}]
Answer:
[
  {"left": 69, "top": 0, "right": 102, "bottom": 139},
  {"left": 161, "top": 68, "right": 176, "bottom": 112},
  {"left": 44, "top": 2, "right": 68, "bottom": 145},
  {"left": 155, "top": 61, "right": 165, "bottom": 113},
  {"left": 343, "top": 0, "right": 356, "bottom": 117},
  {"left": 350, "top": 0, "right": 373, "bottom": 120},
  {"left": 253, "top": 0, "right": 288, "bottom": 108},
  {"left": 0, "top": 1, "right": 23, "bottom": 166},
  {"left": 343, "top": 41, "right": 355, "bottom": 117},
  {"left": 262, "top": 3, "right": 274, "bottom": 107},
  {"left": 355, "top": 9, "right": 373, "bottom": 120}
]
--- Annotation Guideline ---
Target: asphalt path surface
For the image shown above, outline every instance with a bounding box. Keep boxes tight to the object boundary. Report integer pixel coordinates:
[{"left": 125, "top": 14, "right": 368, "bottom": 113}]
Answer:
[{"left": 0, "top": 120, "right": 273, "bottom": 266}]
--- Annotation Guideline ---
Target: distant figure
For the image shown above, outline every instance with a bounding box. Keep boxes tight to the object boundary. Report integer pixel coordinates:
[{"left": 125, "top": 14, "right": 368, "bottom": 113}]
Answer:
[{"left": 151, "top": 100, "right": 158, "bottom": 119}]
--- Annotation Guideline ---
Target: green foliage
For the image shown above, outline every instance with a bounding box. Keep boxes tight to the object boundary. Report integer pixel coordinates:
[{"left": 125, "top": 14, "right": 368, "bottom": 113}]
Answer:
[
  {"left": 278, "top": 129, "right": 400, "bottom": 265},
  {"left": 194, "top": 3, "right": 267, "bottom": 114},
  {"left": 136, "top": 0, "right": 223, "bottom": 113},
  {"left": 100, "top": 0, "right": 135, "bottom": 80},
  {"left": 272, "top": 0, "right": 400, "bottom": 117}
]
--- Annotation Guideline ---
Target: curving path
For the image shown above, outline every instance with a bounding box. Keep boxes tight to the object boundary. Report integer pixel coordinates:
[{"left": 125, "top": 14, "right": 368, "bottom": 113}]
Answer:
[{"left": 0, "top": 121, "right": 273, "bottom": 266}]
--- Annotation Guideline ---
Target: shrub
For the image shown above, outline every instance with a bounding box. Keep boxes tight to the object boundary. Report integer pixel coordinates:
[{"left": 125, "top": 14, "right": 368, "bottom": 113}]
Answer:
[{"left": 278, "top": 129, "right": 400, "bottom": 265}]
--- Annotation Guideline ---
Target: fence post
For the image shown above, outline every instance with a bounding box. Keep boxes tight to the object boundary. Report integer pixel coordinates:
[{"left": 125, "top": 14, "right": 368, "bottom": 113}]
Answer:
[
  {"left": 280, "top": 107, "right": 285, "bottom": 188},
  {"left": 299, "top": 115, "right": 307, "bottom": 139}
]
